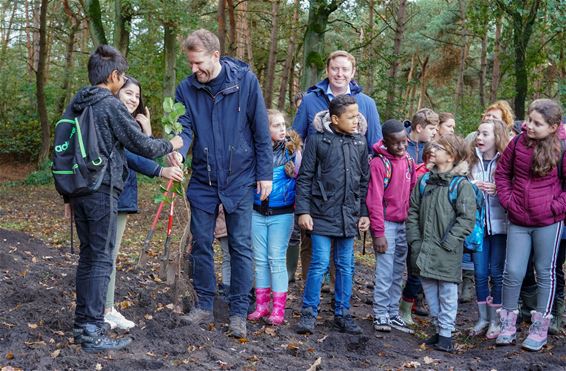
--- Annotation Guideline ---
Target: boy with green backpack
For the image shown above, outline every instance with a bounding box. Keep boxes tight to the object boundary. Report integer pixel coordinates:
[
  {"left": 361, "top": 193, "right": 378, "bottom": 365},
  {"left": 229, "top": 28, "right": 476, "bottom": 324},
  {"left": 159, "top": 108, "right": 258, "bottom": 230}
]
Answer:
[{"left": 54, "top": 45, "right": 182, "bottom": 353}]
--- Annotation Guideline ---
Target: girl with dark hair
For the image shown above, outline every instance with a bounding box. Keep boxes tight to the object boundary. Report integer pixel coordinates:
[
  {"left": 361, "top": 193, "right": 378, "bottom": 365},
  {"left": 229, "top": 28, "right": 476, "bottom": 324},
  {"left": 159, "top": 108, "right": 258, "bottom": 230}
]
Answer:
[
  {"left": 104, "top": 77, "right": 184, "bottom": 330},
  {"left": 494, "top": 99, "right": 565, "bottom": 351}
]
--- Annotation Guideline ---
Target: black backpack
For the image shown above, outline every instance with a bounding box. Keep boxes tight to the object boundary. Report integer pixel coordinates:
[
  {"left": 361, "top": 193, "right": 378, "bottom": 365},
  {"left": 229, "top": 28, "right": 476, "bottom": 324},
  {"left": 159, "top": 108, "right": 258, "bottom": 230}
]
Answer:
[{"left": 51, "top": 101, "right": 113, "bottom": 197}]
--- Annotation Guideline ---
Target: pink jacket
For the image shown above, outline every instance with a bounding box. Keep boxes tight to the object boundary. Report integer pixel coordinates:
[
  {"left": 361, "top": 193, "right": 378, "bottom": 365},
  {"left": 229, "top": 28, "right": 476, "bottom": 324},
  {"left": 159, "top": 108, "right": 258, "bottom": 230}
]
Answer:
[
  {"left": 495, "top": 131, "right": 566, "bottom": 227},
  {"left": 366, "top": 141, "right": 417, "bottom": 237}
]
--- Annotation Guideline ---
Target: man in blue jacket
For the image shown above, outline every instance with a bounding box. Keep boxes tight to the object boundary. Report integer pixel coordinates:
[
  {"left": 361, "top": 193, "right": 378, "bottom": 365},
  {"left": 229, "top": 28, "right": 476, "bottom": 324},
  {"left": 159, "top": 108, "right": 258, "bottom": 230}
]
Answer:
[{"left": 169, "top": 29, "right": 273, "bottom": 339}]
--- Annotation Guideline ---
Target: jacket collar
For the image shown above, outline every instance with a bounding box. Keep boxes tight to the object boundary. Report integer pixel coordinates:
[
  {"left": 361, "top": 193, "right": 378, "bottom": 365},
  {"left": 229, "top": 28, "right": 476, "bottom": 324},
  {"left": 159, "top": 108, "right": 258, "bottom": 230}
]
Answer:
[
  {"left": 307, "top": 78, "right": 363, "bottom": 97},
  {"left": 189, "top": 56, "right": 249, "bottom": 94}
]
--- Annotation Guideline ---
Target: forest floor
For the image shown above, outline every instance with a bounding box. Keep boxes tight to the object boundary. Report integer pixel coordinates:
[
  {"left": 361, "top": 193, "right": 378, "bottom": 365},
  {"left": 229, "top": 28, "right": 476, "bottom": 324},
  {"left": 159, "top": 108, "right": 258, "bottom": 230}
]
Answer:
[{"left": 1, "top": 174, "right": 566, "bottom": 370}]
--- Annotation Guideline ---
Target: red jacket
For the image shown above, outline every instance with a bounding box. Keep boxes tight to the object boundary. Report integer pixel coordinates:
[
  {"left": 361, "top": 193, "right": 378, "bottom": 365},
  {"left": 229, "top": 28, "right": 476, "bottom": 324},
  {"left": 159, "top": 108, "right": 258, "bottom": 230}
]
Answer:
[
  {"left": 494, "top": 131, "right": 566, "bottom": 227},
  {"left": 366, "top": 141, "right": 417, "bottom": 237}
]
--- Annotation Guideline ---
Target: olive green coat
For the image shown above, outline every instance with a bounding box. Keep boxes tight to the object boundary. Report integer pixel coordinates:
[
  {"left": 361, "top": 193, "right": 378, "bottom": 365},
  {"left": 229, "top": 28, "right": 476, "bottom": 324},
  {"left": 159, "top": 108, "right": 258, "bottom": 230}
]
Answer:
[{"left": 406, "top": 162, "right": 476, "bottom": 283}]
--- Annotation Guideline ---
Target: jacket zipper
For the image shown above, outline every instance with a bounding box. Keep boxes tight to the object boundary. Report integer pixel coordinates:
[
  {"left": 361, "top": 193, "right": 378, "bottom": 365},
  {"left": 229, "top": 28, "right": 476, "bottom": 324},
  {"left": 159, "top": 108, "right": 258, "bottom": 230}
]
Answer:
[
  {"left": 228, "top": 145, "right": 234, "bottom": 175},
  {"left": 204, "top": 147, "right": 212, "bottom": 186}
]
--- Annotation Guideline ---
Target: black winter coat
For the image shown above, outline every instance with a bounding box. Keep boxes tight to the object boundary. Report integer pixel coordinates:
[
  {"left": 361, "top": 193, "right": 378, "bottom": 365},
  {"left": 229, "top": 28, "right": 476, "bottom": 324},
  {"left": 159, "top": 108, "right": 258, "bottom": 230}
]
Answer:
[{"left": 295, "top": 112, "right": 369, "bottom": 238}]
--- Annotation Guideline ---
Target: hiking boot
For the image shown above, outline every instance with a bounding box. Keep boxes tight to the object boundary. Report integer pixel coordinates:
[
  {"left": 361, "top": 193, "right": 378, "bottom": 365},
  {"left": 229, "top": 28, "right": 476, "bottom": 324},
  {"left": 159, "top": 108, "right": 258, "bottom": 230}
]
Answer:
[
  {"left": 266, "top": 292, "right": 286, "bottom": 326},
  {"left": 179, "top": 308, "right": 214, "bottom": 325},
  {"left": 334, "top": 313, "right": 363, "bottom": 335},
  {"left": 422, "top": 333, "right": 439, "bottom": 346},
  {"left": 486, "top": 297, "right": 502, "bottom": 339},
  {"left": 373, "top": 317, "right": 391, "bottom": 332},
  {"left": 522, "top": 311, "right": 551, "bottom": 352},
  {"left": 77, "top": 323, "right": 131, "bottom": 353},
  {"left": 433, "top": 335, "right": 453, "bottom": 353},
  {"left": 470, "top": 301, "right": 489, "bottom": 336},
  {"left": 495, "top": 308, "right": 518, "bottom": 346},
  {"left": 399, "top": 298, "right": 415, "bottom": 326},
  {"left": 390, "top": 315, "right": 414, "bottom": 334},
  {"left": 73, "top": 322, "right": 111, "bottom": 344},
  {"left": 247, "top": 288, "right": 271, "bottom": 321},
  {"left": 296, "top": 308, "right": 317, "bottom": 334},
  {"left": 413, "top": 294, "right": 429, "bottom": 316},
  {"left": 104, "top": 307, "right": 135, "bottom": 330},
  {"left": 459, "top": 270, "right": 475, "bottom": 303},
  {"left": 228, "top": 316, "right": 247, "bottom": 339}
]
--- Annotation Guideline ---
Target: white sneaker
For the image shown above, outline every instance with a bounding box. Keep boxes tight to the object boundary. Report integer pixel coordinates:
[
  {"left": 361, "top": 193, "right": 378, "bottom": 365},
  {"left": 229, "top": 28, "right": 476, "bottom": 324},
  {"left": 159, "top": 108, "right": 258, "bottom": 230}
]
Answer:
[
  {"left": 104, "top": 316, "right": 117, "bottom": 330},
  {"left": 104, "top": 308, "right": 135, "bottom": 330}
]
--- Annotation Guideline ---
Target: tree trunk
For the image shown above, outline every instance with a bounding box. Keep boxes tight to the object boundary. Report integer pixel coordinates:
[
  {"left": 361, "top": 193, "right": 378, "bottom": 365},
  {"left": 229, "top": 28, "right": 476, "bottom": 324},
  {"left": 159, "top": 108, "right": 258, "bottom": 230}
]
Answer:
[
  {"left": 217, "top": 0, "right": 226, "bottom": 53},
  {"left": 455, "top": 0, "right": 468, "bottom": 110},
  {"left": 235, "top": 1, "right": 253, "bottom": 63},
  {"left": 263, "top": 0, "right": 280, "bottom": 108},
  {"left": 0, "top": 0, "right": 18, "bottom": 71},
  {"left": 163, "top": 22, "right": 177, "bottom": 98},
  {"left": 403, "top": 52, "right": 416, "bottom": 115},
  {"left": 301, "top": 0, "right": 342, "bottom": 90},
  {"left": 385, "top": 0, "right": 407, "bottom": 119},
  {"left": 479, "top": 26, "right": 488, "bottom": 108},
  {"left": 85, "top": 0, "right": 107, "bottom": 46},
  {"left": 114, "top": 0, "right": 131, "bottom": 57},
  {"left": 490, "top": 16, "right": 502, "bottom": 102},
  {"left": 364, "top": 0, "right": 375, "bottom": 93},
  {"left": 226, "top": 0, "right": 236, "bottom": 54},
  {"left": 417, "top": 55, "right": 429, "bottom": 110},
  {"left": 57, "top": 0, "right": 80, "bottom": 115},
  {"left": 36, "top": 0, "right": 49, "bottom": 164},
  {"left": 277, "top": 0, "right": 300, "bottom": 111}
]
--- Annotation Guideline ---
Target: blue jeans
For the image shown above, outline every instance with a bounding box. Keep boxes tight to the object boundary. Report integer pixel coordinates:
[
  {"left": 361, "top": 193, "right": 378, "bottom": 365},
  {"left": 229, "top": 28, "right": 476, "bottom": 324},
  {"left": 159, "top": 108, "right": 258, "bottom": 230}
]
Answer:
[
  {"left": 373, "top": 221, "right": 408, "bottom": 319},
  {"left": 302, "top": 234, "right": 354, "bottom": 316},
  {"left": 71, "top": 191, "right": 118, "bottom": 327},
  {"left": 252, "top": 211, "right": 294, "bottom": 293},
  {"left": 189, "top": 189, "right": 254, "bottom": 317},
  {"left": 472, "top": 234, "right": 506, "bottom": 303}
]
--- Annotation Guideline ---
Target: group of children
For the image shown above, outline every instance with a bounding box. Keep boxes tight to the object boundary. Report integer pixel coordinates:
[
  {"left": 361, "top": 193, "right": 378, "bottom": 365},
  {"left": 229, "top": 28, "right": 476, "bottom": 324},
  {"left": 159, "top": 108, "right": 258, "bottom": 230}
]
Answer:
[{"left": 241, "top": 92, "right": 566, "bottom": 355}]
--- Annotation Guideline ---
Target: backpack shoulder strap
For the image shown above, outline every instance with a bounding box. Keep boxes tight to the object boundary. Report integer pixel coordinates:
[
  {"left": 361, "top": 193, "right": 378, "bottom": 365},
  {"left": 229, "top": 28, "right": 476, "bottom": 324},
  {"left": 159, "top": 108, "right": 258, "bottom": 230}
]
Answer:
[
  {"left": 418, "top": 172, "right": 430, "bottom": 196},
  {"left": 376, "top": 153, "right": 392, "bottom": 189},
  {"left": 448, "top": 176, "right": 466, "bottom": 207}
]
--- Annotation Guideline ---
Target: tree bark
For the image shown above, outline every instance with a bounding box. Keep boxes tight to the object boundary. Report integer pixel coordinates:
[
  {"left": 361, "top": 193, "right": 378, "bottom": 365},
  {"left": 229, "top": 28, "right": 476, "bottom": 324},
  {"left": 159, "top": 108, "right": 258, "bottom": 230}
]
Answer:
[
  {"left": 277, "top": 0, "right": 300, "bottom": 111},
  {"left": 85, "top": 0, "right": 107, "bottom": 46},
  {"left": 385, "top": 0, "right": 407, "bottom": 119},
  {"left": 301, "top": 0, "right": 343, "bottom": 90},
  {"left": 364, "top": 0, "right": 375, "bottom": 93},
  {"left": 263, "top": 0, "right": 280, "bottom": 108},
  {"left": 163, "top": 22, "right": 177, "bottom": 98},
  {"left": 217, "top": 0, "right": 226, "bottom": 53},
  {"left": 114, "top": 0, "right": 131, "bottom": 57},
  {"left": 417, "top": 55, "right": 429, "bottom": 110},
  {"left": 403, "top": 52, "right": 416, "bottom": 115},
  {"left": 479, "top": 26, "right": 488, "bottom": 108},
  {"left": 490, "top": 16, "right": 502, "bottom": 102},
  {"left": 226, "top": 0, "right": 236, "bottom": 54},
  {"left": 455, "top": 0, "right": 468, "bottom": 110},
  {"left": 57, "top": 0, "right": 81, "bottom": 115},
  {"left": 235, "top": 1, "right": 253, "bottom": 63},
  {"left": 36, "top": 0, "right": 50, "bottom": 163},
  {"left": 0, "top": 0, "right": 18, "bottom": 71}
]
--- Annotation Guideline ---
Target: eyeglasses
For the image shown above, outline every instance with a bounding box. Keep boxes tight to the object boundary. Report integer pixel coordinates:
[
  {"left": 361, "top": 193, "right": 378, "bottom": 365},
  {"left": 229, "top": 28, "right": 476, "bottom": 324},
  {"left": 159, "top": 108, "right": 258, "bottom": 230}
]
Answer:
[{"left": 430, "top": 143, "right": 448, "bottom": 152}]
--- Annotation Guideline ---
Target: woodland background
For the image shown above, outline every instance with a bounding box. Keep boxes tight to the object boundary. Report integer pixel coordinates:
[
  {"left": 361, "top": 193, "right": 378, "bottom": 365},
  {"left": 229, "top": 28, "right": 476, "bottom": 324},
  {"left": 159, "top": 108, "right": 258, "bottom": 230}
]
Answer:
[{"left": 0, "top": 0, "right": 564, "bottom": 169}]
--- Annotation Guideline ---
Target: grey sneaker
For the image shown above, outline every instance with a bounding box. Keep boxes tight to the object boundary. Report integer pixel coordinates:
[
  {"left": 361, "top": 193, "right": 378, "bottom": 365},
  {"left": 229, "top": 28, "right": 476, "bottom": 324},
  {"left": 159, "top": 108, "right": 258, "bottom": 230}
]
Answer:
[
  {"left": 179, "top": 308, "right": 214, "bottom": 325},
  {"left": 373, "top": 317, "right": 391, "bottom": 332},
  {"left": 296, "top": 308, "right": 317, "bottom": 334},
  {"left": 228, "top": 316, "right": 247, "bottom": 338},
  {"left": 390, "top": 315, "right": 415, "bottom": 334}
]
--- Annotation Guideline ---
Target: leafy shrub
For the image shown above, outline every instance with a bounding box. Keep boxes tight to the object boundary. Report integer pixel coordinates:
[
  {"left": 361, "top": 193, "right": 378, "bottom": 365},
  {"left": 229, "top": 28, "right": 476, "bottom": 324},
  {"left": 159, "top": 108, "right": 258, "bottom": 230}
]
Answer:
[{"left": 25, "top": 160, "right": 53, "bottom": 185}]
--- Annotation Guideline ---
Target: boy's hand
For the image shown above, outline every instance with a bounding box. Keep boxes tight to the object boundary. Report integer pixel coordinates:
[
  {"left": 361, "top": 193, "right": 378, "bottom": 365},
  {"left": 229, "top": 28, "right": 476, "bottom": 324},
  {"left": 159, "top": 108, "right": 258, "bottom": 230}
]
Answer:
[
  {"left": 257, "top": 180, "right": 273, "bottom": 201},
  {"left": 161, "top": 166, "right": 184, "bottom": 182},
  {"left": 167, "top": 151, "right": 183, "bottom": 167},
  {"left": 64, "top": 203, "right": 72, "bottom": 219},
  {"left": 373, "top": 236, "right": 388, "bottom": 254},
  {"left": 170, "top": 136, "right": 183, "bottom": 151},
  {"left": 298, "top": 214, "right": 313, "bottom": 231},
  {"left": 358, "top": 216, "right": 370, "bottom": 232}
]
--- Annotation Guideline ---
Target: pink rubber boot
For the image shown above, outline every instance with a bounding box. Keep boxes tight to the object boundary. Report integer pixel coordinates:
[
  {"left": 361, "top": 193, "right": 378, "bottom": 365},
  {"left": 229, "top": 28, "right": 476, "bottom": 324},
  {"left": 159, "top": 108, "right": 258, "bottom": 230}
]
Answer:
[
  {"left": 267, "top": 292, "right": 287, "bottom": 326},
  {"left": 247, "top": 288, "right": 271, "bottom": 321}
]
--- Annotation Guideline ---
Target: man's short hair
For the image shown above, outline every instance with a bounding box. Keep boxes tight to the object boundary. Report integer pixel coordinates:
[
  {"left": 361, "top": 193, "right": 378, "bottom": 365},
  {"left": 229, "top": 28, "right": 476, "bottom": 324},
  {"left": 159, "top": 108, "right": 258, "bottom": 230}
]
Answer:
[
  {"left": 88, "top": 45, "right": 128, "bottom": 85},
  {"left": 182, "top": 29, "right": 220, "bottom": 54},
  {"left": 411, "top": 108, "right": 439, "bottom": 130},
  {"left": 326, "top": 50, "right": 356, "bottom": 70}
]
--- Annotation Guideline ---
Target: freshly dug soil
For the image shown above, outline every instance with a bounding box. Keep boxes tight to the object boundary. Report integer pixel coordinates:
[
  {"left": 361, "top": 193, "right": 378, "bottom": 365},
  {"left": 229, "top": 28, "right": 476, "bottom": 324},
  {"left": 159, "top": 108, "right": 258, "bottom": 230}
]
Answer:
[{"left": 1, "top": 182, "right": 566, "bottom": 370}]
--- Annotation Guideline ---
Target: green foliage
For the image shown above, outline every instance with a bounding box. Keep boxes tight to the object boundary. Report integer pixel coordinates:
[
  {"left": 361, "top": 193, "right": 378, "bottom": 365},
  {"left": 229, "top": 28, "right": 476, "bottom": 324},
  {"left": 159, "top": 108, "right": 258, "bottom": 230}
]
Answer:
[
  {"left": 161, "top": 97, "right": 185, "bottom": 136},
  {"left": 24, "top": 160, "right": 53, "bottom": 185}
]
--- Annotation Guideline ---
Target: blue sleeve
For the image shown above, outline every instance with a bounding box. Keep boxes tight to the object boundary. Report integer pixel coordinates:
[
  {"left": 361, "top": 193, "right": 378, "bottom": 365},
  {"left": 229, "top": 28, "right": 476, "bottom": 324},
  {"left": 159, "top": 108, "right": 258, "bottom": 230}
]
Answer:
[
  {"left": 292, "top": 99, "right": 308, "bottom": 140},
  {"left": 126, "top": 150, "right": 161, "bottom": 178},
  {"left": 246, "top": 73, "right": 273, "bottom": 181},
  {"left": 363, "top": 96, "right": 382, "bottom": 153},
  {"left": 175, "top": 82, "right": 194, "bottom": 160}
]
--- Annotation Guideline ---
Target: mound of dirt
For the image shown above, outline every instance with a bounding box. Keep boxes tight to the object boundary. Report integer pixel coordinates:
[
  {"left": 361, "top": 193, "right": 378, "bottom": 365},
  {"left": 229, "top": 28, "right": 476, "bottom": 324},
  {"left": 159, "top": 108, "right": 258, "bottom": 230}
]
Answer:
[{"left": 1, "top": 228, "right": 566, "bottom": 370}]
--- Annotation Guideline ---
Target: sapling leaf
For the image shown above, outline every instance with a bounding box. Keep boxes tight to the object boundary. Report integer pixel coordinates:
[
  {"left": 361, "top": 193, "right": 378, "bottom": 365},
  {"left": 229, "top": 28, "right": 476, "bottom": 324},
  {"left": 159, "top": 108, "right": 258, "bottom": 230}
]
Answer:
[
  {"left": 164, "top": 125, "right": 173, "bottom": 135},
  {"left": 163, "top": 97, "right": 174, "bottom": 113}
]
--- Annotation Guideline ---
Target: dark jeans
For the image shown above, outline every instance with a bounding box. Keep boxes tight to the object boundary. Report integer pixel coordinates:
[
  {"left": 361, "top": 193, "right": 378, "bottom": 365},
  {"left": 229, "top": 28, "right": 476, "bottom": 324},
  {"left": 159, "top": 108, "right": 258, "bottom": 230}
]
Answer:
[
  {"left": 71, "top": 191, "right": 118, "bottom": 327},
  {"left": 189, "top": 188, "right": 254, "bottom": 318},
  {"left": 472, "top": 234, "right": 507, "bottom": 303},
  {"left": 403, "top": 245, "right": 422, "bottom": 300}
]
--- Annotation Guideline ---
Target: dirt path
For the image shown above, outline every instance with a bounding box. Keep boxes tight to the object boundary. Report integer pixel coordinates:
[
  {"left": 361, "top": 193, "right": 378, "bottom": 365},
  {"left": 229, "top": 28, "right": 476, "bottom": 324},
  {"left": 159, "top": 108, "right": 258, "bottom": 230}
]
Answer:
[{"left": 1, "top": 182, "right": 566, "bottom": 370}]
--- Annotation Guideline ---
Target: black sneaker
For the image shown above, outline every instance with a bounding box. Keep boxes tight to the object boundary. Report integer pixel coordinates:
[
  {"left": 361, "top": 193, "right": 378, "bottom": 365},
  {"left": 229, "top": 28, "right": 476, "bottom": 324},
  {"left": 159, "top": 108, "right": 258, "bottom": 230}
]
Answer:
[
  {"left": 296, "top": 308, "right": 317, "bottom": 334},
  {"left": 422, "top": 333, "right": 439, "bottom": 346},
  {"left": 78, "top": 324, "right": 131, "bottom": 353},
  {"left": 433, "top": 335, "right": 453, "bottom": 352},
  {"left": 373, "top": 317, "right": 391, "bottom": 332},
  {"left": 334, "top": 314, "right": 363, "bottom": 335},
  {"left": 390, "top": 315, "right": 415, "bottom": 334},
  {"left": 73, "top": 322, "right": 111, "bottom": 344}
]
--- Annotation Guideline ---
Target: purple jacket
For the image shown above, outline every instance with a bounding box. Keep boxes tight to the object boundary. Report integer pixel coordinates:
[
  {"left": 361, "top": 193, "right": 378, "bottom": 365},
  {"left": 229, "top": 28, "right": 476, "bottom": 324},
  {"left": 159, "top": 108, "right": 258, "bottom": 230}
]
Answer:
[{"left": 495, "top": 132, "right": 566, "bottom": 227}]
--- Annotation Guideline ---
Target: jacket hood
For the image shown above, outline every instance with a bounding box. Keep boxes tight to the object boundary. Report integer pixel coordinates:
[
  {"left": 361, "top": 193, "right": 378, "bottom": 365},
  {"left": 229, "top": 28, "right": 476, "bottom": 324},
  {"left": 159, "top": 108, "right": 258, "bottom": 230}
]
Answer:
[
  {"left": 372, "top": 139, "right": 411, "bottom": 160},
  {"left": 430, "top": 160, "right": 470, "bottom": 181},
  {"left": 285, "top": 129, "right": 302, "bottom": 155},
  {"left": 312, "top": 110, "right": 368, "bottom": 135},
  {"left": 306, "top": 78, "right": 363, "bottom": 97},
  {"left": 71, "top": 86, "right": 114, "bottom": 112}
]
